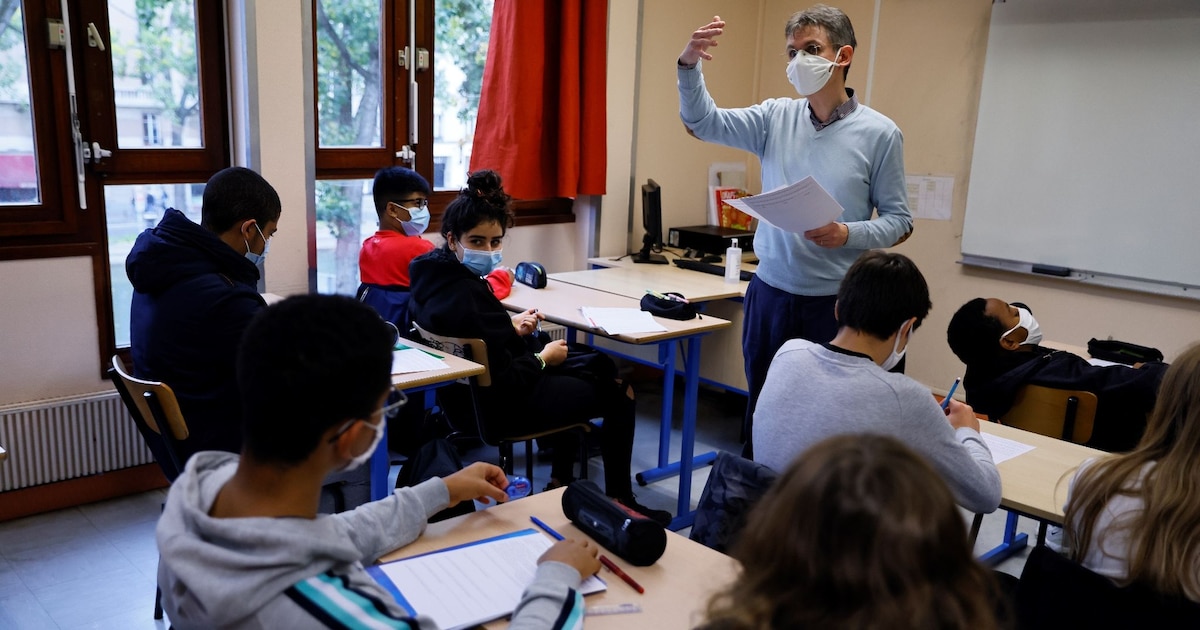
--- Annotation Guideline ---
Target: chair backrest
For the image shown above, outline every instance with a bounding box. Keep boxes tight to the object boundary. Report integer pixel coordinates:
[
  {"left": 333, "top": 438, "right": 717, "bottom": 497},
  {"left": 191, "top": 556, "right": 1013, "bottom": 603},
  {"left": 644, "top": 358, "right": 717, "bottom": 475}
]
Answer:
[
  {"left": 690, "top": 451, "right": 779, "bottom": 553},
  {"left": 1001, "top": 384, "right": 1098, "bottom": 444},
  {"left": 109, "top": 355, "right": 191, "bottom": 481},
  {"left": 1016, "top": 545, "right": 1200, "bottom": 629},
  {"left": 411, "top": 322, "right": 508, "bottom": 445},
  {"left": 411, "top": 322, "right": 492, "bottom": 387}
]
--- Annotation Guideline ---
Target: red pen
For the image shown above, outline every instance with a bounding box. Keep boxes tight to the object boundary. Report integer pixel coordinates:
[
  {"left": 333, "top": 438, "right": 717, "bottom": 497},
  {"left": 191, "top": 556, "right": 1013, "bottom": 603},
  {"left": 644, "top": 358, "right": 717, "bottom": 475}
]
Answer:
[{"left": 599, "top": 555, "right": 644, "bottom": 594}]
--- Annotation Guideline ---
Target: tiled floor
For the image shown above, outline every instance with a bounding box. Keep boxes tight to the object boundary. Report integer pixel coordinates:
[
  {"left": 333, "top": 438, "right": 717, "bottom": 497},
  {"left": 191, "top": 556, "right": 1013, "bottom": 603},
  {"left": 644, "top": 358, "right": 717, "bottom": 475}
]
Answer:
[{"left": 0, "top": 382, "right": 1034, "bottom": 629}]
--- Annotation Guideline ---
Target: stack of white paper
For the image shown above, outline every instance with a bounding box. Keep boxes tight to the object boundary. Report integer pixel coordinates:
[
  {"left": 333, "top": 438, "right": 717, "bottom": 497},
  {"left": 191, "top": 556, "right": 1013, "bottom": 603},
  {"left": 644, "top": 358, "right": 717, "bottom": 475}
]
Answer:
[
  {"left": 979, "top": 433, "right": 1036, "bottom": 465},
  {"left": 371, "top": 529, "right": 606, "bottom": 629},
  {"left": 391, "top": 348, "right": 448, "bottom": 374},
  {"left": 726, "top": 176, "right": 845, "bottom": 233},
  {"left": 579, "top": 307, "right": 667, "bottom": 335}
]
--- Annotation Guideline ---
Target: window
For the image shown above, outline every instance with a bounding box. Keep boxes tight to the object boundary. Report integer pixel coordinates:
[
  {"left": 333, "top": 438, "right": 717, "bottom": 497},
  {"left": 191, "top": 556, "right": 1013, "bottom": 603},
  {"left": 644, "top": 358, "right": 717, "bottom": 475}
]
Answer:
[
  {"left": 0, "top": 0, "right": 229, "bottom": 367},
  {"left": 312, "top": 0, "right": 570, "bottom": 295}
]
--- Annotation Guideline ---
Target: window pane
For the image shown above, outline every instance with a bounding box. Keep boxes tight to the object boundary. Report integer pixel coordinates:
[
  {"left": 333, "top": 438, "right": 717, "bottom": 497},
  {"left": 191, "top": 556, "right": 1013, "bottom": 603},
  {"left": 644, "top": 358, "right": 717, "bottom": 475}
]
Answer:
[
  {"left": 108, "top": 0, "right": 203, "bottom": 148},
  {"left": 433, "top": 0, "right": 493, "bottom": 190},
  {"left": 107, "top": 182, "right": 205, "bottom": 347},
  {"left": 316, "top": 179, "right": 377, "bottom": 296},
  {"left": 0, "top": 4, "right": 39, "bottom": 204},
  {"left": 315, "top": 0, "right": 383, "bottom": 148}
]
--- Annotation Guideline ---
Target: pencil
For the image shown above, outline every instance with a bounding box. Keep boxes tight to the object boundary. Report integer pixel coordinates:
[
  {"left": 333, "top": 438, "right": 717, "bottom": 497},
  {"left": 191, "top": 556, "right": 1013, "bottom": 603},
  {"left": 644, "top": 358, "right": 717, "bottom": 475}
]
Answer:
[
  {"left": 530, "top": 516, "right": 564, "bottom": 540},
  {"left": 599, "top": 555, "right": 644, "bottom": 594}
]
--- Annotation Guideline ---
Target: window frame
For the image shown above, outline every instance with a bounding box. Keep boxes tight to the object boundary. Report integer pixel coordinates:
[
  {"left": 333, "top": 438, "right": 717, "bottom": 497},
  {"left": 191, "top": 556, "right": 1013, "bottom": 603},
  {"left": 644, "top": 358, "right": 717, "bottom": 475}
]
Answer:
[{"left": 311, "top": 0, "right": 574, "bottom": 231}]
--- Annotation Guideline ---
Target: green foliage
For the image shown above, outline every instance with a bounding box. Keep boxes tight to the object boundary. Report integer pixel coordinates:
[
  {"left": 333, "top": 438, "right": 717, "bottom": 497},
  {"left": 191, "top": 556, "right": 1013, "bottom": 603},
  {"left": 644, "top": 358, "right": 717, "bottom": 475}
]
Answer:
[
  {"left": 0, "top": 1, "right": 26, "bottom": 100},
  {"left": 435, "top": 0, "right": 493, "bottom": 125},
  {"left": 315, "top": 0, "right": 380, "bottom": 148},
  {"left": 132, "top": 0, "right": 200, "bottom": 145}
]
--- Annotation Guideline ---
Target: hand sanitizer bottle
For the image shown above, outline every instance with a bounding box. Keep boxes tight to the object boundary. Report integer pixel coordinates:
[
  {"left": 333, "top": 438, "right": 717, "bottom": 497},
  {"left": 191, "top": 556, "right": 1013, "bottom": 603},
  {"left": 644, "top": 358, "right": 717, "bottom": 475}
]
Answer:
[{"left": 725, "top": 238, "right": 742, "bottom": 283}]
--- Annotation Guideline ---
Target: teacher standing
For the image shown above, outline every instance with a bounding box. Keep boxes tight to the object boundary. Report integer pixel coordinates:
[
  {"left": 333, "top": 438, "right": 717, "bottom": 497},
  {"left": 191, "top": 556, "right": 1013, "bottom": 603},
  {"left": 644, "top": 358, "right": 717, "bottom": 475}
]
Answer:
[{"left": 677, "top": 5, "right": 913, "bottom": 456}]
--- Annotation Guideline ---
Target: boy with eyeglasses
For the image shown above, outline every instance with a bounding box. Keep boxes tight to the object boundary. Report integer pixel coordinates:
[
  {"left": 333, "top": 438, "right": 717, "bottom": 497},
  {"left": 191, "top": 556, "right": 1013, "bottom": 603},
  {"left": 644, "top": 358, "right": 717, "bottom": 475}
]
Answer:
[
  {"left": 156, "top": 294, "right": 600, "bottom": 629},
  {"left": 359, "top": 167, "right": 514, "bottom": 331}
]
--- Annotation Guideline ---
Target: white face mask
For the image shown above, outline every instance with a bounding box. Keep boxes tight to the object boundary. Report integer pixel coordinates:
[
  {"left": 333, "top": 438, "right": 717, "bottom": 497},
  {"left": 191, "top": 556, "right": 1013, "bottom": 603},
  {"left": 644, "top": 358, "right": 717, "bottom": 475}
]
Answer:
[
  {"left": 1001, "top": 306, "right": 1043, "bottom": 347},
  {"left": 786, "top": 48, "right": 842, "bottom": 97},
  {"left": 336, "top": 418, "right": 385, "bottom": 472},
  {"left": 881, "top": 320, "right": 911, "bottom": 371}
]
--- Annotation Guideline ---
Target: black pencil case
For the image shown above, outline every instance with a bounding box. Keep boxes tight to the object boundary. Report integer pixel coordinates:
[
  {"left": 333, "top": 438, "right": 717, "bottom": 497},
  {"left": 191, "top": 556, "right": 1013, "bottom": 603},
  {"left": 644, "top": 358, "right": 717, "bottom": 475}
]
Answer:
[
  {"left": 1087, "top": 338, "right": 1164, "bottom": 365},
  {"left": 562, "top": 480, "right": 666, "bottom": 566},
  {"left": 639, "top": 292, "right": 697, "bottom": 320}
]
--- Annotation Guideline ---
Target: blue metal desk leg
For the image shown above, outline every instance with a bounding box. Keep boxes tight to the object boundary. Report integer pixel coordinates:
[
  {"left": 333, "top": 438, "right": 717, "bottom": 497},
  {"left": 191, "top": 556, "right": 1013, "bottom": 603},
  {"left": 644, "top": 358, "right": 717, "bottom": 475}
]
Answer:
[
  {"left": 657, "top": 342, "right": 677, "bottom": 468},
  {"left": 669, "top": 335, "right": 704, "bottom": 530},
  {"left": 978, "top": 511, "right": 1029, "bottom": 565},
  {"left": 370, "top": 421, "right": 390, "bottom": 501}
]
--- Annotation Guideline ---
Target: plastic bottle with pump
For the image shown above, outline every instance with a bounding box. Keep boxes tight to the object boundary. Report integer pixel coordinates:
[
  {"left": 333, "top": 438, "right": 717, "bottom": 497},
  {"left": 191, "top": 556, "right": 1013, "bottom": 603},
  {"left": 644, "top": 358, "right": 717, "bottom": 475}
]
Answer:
[{"left": 724, "top": 238, "right": 742, "bottom": 283}]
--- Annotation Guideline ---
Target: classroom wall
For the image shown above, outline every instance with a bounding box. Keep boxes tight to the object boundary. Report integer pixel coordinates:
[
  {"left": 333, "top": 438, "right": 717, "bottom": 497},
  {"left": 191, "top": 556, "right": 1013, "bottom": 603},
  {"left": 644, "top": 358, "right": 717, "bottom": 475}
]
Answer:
[{"left": 609, "top": 0, "right": 1200, "bottom": 394}]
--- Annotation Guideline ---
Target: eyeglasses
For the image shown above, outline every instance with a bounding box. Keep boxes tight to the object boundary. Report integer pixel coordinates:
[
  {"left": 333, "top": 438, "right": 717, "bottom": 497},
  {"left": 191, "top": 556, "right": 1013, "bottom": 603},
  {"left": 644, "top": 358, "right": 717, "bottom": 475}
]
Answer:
[
  {"left": 787, "top": 43, "right": 826, "bottom": 60},
  {"left": 395, "top": 198, "right": 429, "bottom": 209},
  {"left": 327, "top": 391, "right": 408, "bottom": 442}
]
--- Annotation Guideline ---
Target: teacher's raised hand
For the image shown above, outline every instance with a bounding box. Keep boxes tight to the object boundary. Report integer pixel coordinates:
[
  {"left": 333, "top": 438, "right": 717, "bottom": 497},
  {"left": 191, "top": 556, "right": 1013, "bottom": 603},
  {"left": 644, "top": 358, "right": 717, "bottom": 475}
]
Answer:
[{"left": 678, "top": 16, "right": 726, "bottom": 66}]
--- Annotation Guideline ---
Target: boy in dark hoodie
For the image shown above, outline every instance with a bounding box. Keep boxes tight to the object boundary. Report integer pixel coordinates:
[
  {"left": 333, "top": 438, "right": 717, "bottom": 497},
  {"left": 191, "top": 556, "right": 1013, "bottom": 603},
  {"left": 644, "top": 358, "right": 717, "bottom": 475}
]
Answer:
[
  {"left": 126, "top": 166, "right": 280, "bottom": 460},
  {"left": 156, "top": 294, "right": 599, "bottom": 629},
  {"left": 947, "top": 297, "right": 1168, "bottom": 451}
]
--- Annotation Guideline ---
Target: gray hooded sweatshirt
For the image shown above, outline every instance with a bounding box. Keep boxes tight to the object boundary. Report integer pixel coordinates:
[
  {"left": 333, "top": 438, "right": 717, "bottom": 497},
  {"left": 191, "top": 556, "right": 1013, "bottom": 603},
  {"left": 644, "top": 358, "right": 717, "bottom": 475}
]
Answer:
[{"left": 157, "top": 451, "right": 585, "bottom": 629}]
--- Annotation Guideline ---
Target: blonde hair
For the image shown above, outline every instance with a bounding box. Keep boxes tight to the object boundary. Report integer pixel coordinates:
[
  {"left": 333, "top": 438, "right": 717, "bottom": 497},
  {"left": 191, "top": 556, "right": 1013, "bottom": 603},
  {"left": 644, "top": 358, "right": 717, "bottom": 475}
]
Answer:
[
  {"left": 701, "top": 434, "right": 999, "bottom": 629},
  {"left": 1065, "top": 343, "right": 1200, "bottom": 600}
]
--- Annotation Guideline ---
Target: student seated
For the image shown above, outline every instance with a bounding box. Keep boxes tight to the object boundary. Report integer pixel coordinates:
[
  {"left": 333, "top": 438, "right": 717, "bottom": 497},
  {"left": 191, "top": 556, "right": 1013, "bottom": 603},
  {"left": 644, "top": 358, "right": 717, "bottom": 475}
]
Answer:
[
  {"left": 359, "top": 167, "right": 515, "bottom": 332},
  {"left": 407, "top": 170, "right": 671, "bottom": 526},
  {"left": 1055, "top": 342, "right": 1200, "bottom": 598},
  {"left": 946, "top": 297, "right": 1168, "bottom": 451},
  {"left": 752, "top": 251, "right": 1002, "bottom": 514},
  {"left": 156, "top": 294, "right": 601, "bottom": 629},
  {"left": 127, "top": 166, "right": 280, "bottom": 461},
  {"left": 699, "top": 434, "right": 1003, "bottom": 629}
]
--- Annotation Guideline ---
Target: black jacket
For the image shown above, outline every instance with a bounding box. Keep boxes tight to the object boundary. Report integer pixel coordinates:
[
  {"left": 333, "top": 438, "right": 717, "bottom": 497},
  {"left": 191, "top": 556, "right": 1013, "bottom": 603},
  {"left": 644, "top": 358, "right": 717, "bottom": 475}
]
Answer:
[
  {"left": 126, "top": 209, "right": 264, "bottom": 460},
  {"left": 963, "top": 346, "right": 1167, "bottom": 452},
  {"left": 408, "top": 248, "right": 543, "bottom": 427}
]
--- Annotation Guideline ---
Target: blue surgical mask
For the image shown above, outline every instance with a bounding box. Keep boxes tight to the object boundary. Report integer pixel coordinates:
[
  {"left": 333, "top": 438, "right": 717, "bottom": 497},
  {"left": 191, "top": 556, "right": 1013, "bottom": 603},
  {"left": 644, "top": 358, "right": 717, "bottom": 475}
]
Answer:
[
  {"left": 459, "top": 245, "right": 503, "bottom": 276},
  {"left": 400, "top": 206, "right": 431, "bottom": 236},
  {"left": 244, "top": 224, "right": 270, "bottom": 265}
]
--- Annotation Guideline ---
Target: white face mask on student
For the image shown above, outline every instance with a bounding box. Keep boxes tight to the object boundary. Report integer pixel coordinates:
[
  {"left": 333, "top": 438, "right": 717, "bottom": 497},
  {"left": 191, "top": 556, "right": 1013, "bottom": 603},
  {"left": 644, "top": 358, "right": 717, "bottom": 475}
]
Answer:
[
  {"left": 881, "top": 320, "right": 912, "bottom": 371},
  {"left": 1002, "top": 305, "right": 1043, "bottom": 347},
  {"left": 786, "top": 48, "right": 842, "bottom": 97}
]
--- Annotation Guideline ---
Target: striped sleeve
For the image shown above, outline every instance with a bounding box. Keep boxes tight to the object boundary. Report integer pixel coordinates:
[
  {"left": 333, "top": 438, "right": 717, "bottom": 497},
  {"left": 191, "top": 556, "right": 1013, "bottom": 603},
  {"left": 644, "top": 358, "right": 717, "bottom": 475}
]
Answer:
[{"left": 285, "top": 571, "right": 423, "bottom": 630}]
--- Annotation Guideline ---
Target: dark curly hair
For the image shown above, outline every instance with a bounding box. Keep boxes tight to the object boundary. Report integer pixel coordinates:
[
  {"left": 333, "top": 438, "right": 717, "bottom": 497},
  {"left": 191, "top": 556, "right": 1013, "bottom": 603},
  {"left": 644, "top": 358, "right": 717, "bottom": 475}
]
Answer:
[
  {"left": 947, "top": 298, "right": 1007, "bottom": 368},
  {"left": 439, "top": 170, "right": 514, "bottom": 248}
]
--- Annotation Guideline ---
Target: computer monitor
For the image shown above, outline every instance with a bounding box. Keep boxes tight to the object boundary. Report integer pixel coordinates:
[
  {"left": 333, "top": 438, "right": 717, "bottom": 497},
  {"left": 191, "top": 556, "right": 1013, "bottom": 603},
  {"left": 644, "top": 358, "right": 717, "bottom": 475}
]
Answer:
[{"left": 634, "top": 179, "right": 668, "bottom": 264}]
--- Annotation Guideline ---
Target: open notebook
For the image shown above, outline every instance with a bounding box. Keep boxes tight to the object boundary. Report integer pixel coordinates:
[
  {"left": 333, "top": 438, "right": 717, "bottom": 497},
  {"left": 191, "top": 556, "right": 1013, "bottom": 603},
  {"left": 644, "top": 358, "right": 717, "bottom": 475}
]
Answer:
[{"left": 367, "top": 528, "right": 606, "bottom": 629}]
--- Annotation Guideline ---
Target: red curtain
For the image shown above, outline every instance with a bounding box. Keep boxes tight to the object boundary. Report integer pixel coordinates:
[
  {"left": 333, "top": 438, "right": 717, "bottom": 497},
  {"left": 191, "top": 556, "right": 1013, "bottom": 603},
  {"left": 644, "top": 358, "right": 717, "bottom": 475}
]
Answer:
[{"left": 469, "top": 0, "right": 607, "bottom": 199}]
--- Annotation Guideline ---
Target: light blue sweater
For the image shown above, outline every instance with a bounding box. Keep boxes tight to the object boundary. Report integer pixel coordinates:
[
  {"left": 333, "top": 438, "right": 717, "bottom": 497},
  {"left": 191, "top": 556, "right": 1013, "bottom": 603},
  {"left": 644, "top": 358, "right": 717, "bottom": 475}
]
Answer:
[{"left": 678, "top": 65, "right": 913, "bottom": 296}]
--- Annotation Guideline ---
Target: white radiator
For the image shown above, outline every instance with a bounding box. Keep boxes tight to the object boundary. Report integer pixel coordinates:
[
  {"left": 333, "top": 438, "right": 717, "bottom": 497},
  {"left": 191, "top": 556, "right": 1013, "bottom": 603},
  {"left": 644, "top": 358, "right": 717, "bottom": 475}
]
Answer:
[
  {"left": 542, "top": 323, "right": 567, "bottom": 342},
  {"left": 0, "top": 391, "right": 153, "bottom": 492}
]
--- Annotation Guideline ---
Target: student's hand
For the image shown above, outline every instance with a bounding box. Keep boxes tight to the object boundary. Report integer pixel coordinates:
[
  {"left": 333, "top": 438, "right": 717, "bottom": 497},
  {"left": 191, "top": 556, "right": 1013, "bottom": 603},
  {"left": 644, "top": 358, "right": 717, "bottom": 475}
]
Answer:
[
  {"left": 538, "top": 538, "right": 601, "bottom": 578},
  {"left": 679, "top": 16, "right": 726, "bottom": 66},
  {"left": 944, "top": 398, "right": 981, "bottom": 433},
  {"left": 512, "top": 308, "right": 542, "bottom": 336},
  {"left": 538, "top": 339, "right": 568, "bottom": 366},
  {"left": 443, "top": 462, "right": 509, "bottom": 505},
  {"left": 803, "top": 222, "right": 849, "bottom": 248}
]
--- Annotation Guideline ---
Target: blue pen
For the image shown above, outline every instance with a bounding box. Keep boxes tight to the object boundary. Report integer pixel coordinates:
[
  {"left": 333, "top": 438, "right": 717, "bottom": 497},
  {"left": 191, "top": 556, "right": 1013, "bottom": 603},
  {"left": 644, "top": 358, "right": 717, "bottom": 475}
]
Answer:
[
  {"left": 530, "top": 516, "right": 565, "bottom": 541},
  {"left": 941, "top": 377, "right": 962, "bottom": 410}
]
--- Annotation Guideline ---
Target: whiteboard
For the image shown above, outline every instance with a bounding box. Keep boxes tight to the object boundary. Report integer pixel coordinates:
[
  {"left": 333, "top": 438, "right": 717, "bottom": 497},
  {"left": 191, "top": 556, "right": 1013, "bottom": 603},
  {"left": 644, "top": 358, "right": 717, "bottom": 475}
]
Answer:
[{"left": 962, "top": 0, "right": 1200, "bottom": 293}]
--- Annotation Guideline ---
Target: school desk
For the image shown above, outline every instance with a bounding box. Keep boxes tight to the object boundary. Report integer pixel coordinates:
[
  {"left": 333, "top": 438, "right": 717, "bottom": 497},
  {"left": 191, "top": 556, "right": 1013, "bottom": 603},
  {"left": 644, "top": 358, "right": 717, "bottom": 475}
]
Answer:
[
  {"left": 377, "top": 487, "right": 740, "bottom": 629},
  {"left": 500, "top": 280, "right": 730, "bottom": 529}
]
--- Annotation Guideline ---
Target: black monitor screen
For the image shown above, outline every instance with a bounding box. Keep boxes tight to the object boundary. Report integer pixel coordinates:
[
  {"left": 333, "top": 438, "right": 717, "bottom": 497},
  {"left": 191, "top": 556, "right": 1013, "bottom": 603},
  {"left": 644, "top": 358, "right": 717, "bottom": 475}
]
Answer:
[{"left": 635, "top": 179, "right": 667, "bottom": 264}]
